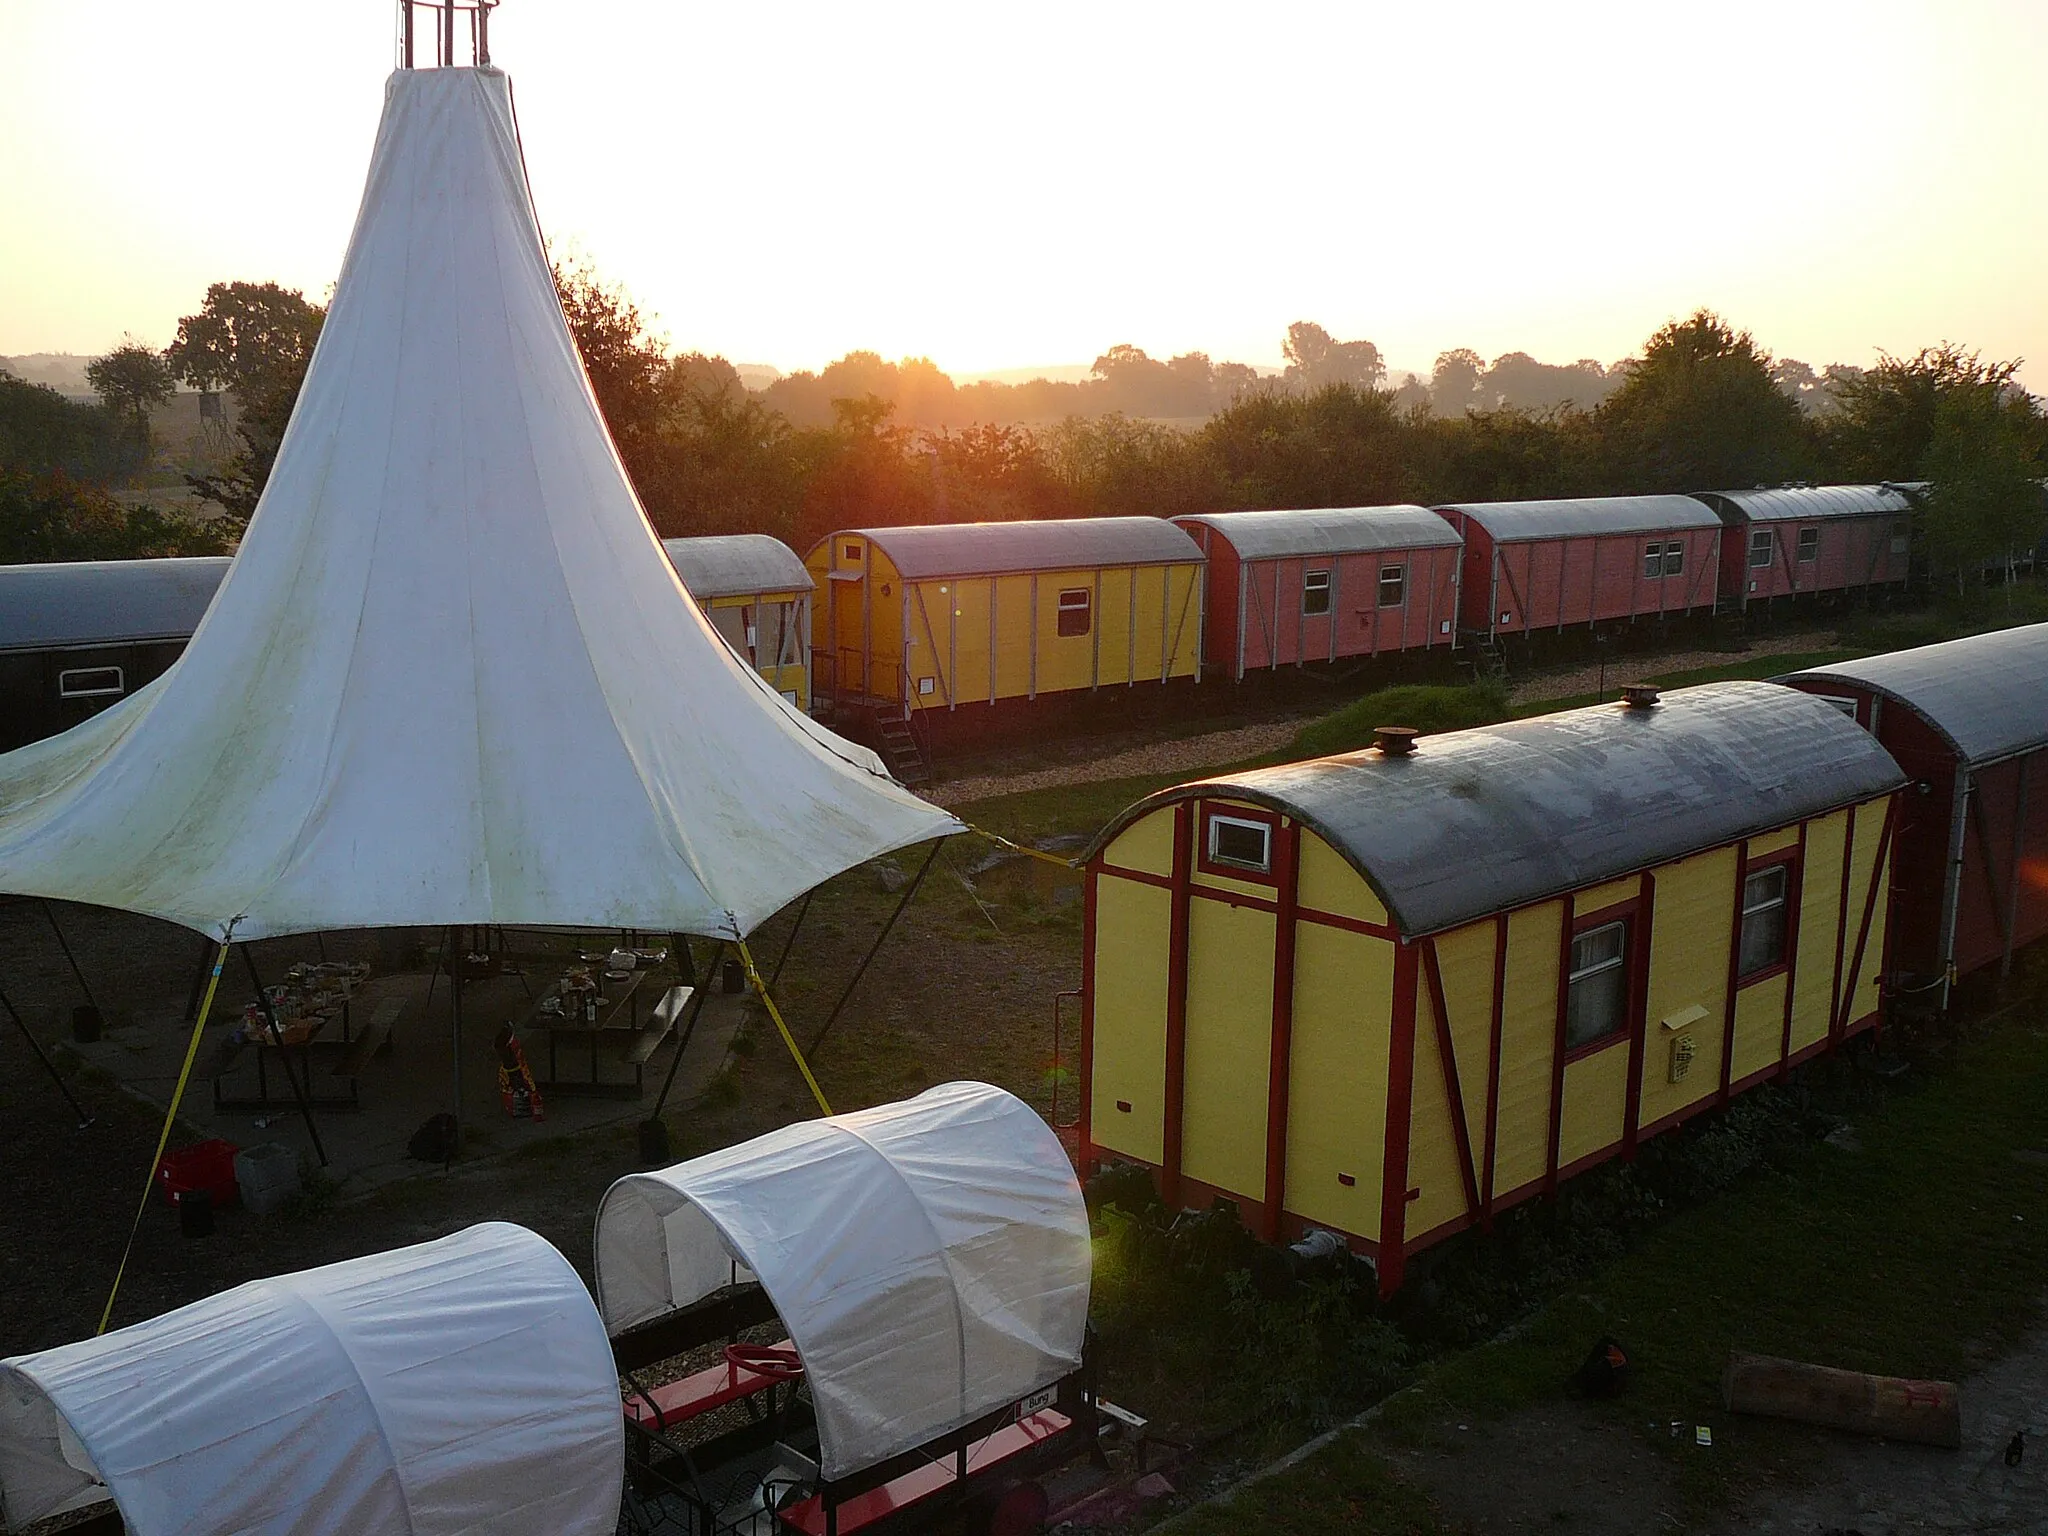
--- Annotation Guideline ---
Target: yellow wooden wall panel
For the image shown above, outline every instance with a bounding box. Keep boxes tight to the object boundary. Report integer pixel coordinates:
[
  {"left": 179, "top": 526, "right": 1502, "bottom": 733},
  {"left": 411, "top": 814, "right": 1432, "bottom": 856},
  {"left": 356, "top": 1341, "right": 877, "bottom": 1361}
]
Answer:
[
  {"left": 946, "top": 577, "right": 993, "bottom": 706},
  {"left": 1492, "top": 903, "right": 1562, "bottom": 1197},
  {"left": 1408, "top": 979, "right": 1468, "bottom": 1237},
  {"left": 1730, "top": 973, "right": 1788, "bottom": 1082},
  {"left": 1182, "top": 900, "right": 1276, "bottom": 1199},
  {"left": 1298, "top": 836, "right": 1389, "bottom": 924},
  {"left": 1559, "top": 1044, "right": 1629, "bottom": 1167},
  {"left": 1790, "top": 810, "right": 1848, "bottom": 1053},
  {"left": 1435, "top": 920, "right": 1498, "bottom": 1165},
  {"left": 1131, "top": 566, "right": 1168, "bottom": 683},
  {"left": 902, "top": 577, "right": 950, "bottom": 709},
  {"left": 1104, "top": 811, "right": 1175, "bottom": 878},
  {"left": 1166, "top": 565, "right": 1205, "bottom": 679},
  {"left": 1749, "top": 824, "right": 1801, "bottom": 857},
  {"left": 1638, "top": 847, "right": 1734, "bottom": 1128},
  {"left": 1283, "top": 923, "right": 1391, "bottom": 1238},
  {"left": 1840, "top": 800, "right": 1892, "bottom": 1026},
  {"left": 992, "top": 575, "right": 1035, "bottom": 699},
  {"left": 1098, "top": 566, "right": 1136, "bottom": 685},
  {"left": 1034, "top": 567, "right": 1097, "bottom": 694},
  {"left": 1577, "top": 875, "right": 1639, "bottom": 915},
  {"left": 1089, "top": 877, "right": 1172, "bottom": 1165}
]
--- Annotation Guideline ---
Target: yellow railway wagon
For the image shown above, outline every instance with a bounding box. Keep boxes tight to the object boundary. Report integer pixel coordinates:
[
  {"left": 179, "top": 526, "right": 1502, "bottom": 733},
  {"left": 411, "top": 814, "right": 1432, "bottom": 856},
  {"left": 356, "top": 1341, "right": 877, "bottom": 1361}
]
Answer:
[
  {"left": 1079, "top": 682, "right": 1905, "bottom": 1294},
  {"left": 803, "top": 518, "right": 1205, "bottom": 717},
  {"left": 664, "top": 534, "right": 813, "bottom": 711}
]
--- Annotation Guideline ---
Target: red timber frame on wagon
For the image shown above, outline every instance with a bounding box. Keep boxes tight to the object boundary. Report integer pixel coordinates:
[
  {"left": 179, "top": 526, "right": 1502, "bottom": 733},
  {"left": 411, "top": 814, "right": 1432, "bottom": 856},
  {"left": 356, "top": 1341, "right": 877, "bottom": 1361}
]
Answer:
[{"left": 1077, "top": 684, "right": 1906, "bottom": 1296}]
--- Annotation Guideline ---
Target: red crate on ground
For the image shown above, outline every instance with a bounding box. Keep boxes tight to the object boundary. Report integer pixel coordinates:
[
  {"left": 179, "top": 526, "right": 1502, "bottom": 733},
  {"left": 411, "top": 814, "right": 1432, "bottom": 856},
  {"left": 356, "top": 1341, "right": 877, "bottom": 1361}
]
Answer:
[{"left": 158, "top": 1139, "right": 241, "bottom": 1208}]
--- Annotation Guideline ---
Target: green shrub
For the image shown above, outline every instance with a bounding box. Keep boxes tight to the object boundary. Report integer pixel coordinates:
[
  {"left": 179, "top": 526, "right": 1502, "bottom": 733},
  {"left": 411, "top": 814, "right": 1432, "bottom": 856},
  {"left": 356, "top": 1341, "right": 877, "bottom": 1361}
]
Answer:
[{"left": 1288, "top": 680, "right": 1511, "bottom": 761}]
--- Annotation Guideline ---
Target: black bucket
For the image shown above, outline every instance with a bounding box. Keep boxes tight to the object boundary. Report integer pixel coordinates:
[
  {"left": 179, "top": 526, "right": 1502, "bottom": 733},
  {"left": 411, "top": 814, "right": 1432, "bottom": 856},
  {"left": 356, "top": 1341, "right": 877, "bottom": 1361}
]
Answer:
[
  {"left": 71, "top": 1005, "right": 102, "bottom": 1044},
  {"left": 721, "top": 959, "right": 745, "bottom": 995},
  {"left": 177, "top": 1188, "right": 214, "bottom": 1239},
  {"left": 638, "top": 1118, "right": 670, "bottom": 1166}
]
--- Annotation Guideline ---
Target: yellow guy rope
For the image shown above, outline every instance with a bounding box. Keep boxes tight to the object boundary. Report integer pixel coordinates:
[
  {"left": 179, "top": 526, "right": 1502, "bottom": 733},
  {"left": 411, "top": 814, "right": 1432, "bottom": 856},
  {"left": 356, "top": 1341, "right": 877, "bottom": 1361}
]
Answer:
[
  {"left": 734, "top": 938, "right": 833, "bottom": 1118},
  {"left": 99, "top": 934, "right": 235, "bottom": 1335},
  {"left": 958, "top": 821, "right": 1075, "bottom": 871}
]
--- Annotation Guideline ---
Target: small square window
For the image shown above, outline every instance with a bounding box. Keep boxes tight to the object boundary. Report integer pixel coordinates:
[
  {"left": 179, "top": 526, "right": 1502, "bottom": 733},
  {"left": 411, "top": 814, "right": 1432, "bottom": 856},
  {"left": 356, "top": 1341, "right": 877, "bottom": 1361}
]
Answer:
[
  {"left": 1378, "top": 563, "right": 1406, "bottom": 608},
  {"left": 1565, "top": 920, "right": 1628, "bottom": 1048},
  {"left": 1207, "top": 814, "right": 1271, "bottom": 873},
  {"left": 1738, "top": 864, "right": 1790, "bottom": 978},
  {"left": 1796, "top": 527, "right": 1819, "bottom": 563},
  {"left": 1749, "top": 529, "right": 1775, "bottom": 568},
  {"left": 1056, "top": 587, "right": 1091, "bottom": 637},
  {"left": 841, "top": 539, "right": 864, "bottom": 563},
  {"left": 1662, "top": 542, "right": 1684, "bottom": 577},
  {"left": 1303, "top": 569, "right": 1332, "bottom": 616},
  {"left": 1642, "top": 541, "right": 1665, "bottom": 579},
  {"left": 58, "top": 666, "right": 125, "bottom": 700}
]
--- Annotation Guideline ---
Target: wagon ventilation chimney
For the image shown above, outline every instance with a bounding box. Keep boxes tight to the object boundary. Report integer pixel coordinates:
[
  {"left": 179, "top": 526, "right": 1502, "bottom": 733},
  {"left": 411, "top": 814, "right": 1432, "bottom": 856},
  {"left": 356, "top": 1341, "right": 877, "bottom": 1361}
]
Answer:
[
  {"left": 1373, "top": 725, "right": 1418, "bottom": 755},
  {"left": 1621, "top": 684, "right": 1661, "bottom": 710}
]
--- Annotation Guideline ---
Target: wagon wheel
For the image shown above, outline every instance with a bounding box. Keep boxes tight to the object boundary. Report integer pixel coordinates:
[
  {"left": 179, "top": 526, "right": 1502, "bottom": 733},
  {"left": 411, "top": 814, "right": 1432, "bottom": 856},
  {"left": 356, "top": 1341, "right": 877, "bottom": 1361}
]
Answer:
[{"left": 726, "top": 1342, "right": 805, "bottom": 1382}]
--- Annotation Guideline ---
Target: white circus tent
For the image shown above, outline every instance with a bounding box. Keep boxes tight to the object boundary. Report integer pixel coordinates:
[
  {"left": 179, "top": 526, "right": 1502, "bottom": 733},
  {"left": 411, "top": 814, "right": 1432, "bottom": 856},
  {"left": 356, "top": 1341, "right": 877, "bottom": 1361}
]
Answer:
[{"left": 0, "top": 64, "right": 957, "bottom": 945}]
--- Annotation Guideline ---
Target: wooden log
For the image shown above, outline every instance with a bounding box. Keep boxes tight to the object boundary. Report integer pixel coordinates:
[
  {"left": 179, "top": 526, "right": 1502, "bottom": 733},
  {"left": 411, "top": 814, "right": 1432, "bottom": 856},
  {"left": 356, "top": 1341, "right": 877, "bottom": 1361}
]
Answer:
[{"left": 1722, "top": 1352, "right": 1961, "bottom": 1448}]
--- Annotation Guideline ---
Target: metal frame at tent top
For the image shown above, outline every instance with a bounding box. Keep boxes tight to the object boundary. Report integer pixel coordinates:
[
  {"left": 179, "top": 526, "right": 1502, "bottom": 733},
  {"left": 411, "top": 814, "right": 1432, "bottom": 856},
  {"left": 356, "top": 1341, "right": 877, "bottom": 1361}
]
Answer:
[{"left": 399, "top": 0, "right": 496, "bottom": 69}]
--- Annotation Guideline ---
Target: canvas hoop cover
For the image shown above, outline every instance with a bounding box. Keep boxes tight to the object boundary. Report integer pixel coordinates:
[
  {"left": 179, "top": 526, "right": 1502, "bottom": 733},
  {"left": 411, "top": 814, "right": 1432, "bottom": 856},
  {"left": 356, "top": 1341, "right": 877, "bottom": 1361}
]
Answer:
[
  {"left": 0, "top": 1223, "right": 621, "bottom": 1536},
  {"left": 594, "top": 1082, "right": 1090, "bottom": 1481}
]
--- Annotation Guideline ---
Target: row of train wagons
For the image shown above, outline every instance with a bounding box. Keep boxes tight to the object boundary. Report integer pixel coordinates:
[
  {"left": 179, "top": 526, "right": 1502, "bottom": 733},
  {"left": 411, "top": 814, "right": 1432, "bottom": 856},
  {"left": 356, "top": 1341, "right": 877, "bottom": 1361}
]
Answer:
[
  {"left": 1785, "top": 623, "right": 2048, "bottom": 1002},
  {"left": 0, "top": 557, "right": 231, "bottom": 752},
  {"left": 1078, "top": 682, "right": 1906, "bottom": 1294},
  {"left": 802, "top": 518, "right": 1206, "bottom": 732}
]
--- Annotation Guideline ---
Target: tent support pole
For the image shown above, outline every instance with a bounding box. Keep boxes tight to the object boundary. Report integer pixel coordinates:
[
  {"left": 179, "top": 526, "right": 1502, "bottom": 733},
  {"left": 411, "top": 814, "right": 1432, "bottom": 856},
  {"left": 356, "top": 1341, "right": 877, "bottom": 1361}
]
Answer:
[
  {"left": 769, "top": 892, "right": 812, "bottom": 989},
  {"left": 650, "top": 939, "right": 725, "bottom": 1119},
  {"left": 449, "top": 926, "right": 464, "bottom": 1157},
  {"left": 1, "top": 981, "right": 94, "bottom": 1128},
  {"left": 807, "top": 839, "right": 942, "bottom": 1056},
  {"left": 241, "top": 945, "right": 329, "bottom": 1168},
  {"left": 41, "top": 900, "right": 100, "bottom": 1018},
  {"left": 182, "top": 929, "right": 218, "bottom": 1022}
]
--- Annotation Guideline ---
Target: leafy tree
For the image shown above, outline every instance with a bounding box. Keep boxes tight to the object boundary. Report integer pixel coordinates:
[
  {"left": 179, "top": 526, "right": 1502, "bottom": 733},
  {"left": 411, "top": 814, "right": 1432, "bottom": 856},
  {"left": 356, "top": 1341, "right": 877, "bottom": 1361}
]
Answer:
[
  {"left": 1429, "top": 349, "right": 1485, "bottom": 416},
  {"left": 1818, "top": 344, "right": 2030, "bottom": 482},
  {"left": 1481, "top": 352, "right": 1614, "bottom": 413},
  {"left": 1282, "top": 322, "right": 1384, "bottom": 391},
  {"left": 165, "top": 280, "right": 325, "bottom": 520},
  {"left": 85, "top": 342, "right": 176, "bottom": 448},
  {"left": 1593, "top": 309, "right": 1807, "bottom": 492},
  {"left": 1204, "top": 383, "right": 1407, "bottom": 509},
  {"left": 0, "top": 468, "right": 229, "bottom": 563},
  {"left": 1918, "top": 385, "right": 2046, "bottom": 582},
  {"left": 0, "top": 377, "right": 141, "bottom": 483}
]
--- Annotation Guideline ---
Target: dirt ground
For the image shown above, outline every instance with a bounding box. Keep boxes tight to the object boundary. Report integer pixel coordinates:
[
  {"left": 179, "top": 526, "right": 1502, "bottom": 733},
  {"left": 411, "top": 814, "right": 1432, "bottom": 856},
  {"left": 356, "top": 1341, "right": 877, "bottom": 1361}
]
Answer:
[{"left": 1368, "top": 1319, "right": 2048, "bottom": 1536}]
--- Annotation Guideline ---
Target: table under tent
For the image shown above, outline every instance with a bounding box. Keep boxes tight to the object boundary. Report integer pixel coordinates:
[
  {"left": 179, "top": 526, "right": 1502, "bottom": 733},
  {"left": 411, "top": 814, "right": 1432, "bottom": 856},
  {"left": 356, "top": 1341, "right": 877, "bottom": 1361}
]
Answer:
[
  {"left": 0, "top": 29, "right": 958, "bottom": 1307},
  {"left": 597, "top": 1082, "right": 1100, "bottom": 1536},
  {"left": 0, "top": 1223, "right": 624, "bottom": 1536}
]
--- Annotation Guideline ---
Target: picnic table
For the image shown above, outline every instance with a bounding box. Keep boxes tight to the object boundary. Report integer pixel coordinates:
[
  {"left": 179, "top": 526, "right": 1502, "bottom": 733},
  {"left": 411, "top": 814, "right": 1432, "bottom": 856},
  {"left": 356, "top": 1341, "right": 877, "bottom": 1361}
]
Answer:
[
  {"left": 212, "top": 961, "right": 372, "bottom": 1114},
  {"left": 519, "top": 965, "right": 690, "bottom": 1100}
]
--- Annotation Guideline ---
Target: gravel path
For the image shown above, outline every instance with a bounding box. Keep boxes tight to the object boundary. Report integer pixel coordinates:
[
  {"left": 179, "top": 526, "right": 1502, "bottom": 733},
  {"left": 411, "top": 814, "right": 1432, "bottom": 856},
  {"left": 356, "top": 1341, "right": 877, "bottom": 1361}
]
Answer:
[{"left": 1508, "top": 629, "right": 1840, "bottom": 704}]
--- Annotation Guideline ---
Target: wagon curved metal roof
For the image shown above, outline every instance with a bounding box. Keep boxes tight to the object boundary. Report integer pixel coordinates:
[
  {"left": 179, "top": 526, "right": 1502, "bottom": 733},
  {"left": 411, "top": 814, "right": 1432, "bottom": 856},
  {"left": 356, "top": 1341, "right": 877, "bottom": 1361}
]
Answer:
[
  {"left": 1781, "top": 622, "right": 2048, "bottom": 769},
  {"left": 594, "top": 1081, "right": 1091, "bottom": 1484},
  {"left": 1697, "top": 484, "right": 1917, "bottom": 524},
  {"left": 662, "top": 534, "right": 813, "bottom": 598},
  {"left": 836, "top": 517, "right": 1203, "bottom": 579},
  {"left": 0, "top": 557, "right": 231, "bottom": 654},
  {"left": 1087, "top": 681, "right": 1905, "bottom": 937},
  {"left": 1435, "top": 495, "right": 1717, "bottom": 541},
  {"left": 1175, "top": 506, "right": 1462, "bottom": 559}
]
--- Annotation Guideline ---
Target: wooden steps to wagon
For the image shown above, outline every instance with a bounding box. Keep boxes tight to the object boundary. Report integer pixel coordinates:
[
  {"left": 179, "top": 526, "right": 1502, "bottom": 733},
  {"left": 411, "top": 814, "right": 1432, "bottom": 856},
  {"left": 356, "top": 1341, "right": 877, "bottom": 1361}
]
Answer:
[{"left": 871, "top": 707, "right": 931, "bottom": 786}]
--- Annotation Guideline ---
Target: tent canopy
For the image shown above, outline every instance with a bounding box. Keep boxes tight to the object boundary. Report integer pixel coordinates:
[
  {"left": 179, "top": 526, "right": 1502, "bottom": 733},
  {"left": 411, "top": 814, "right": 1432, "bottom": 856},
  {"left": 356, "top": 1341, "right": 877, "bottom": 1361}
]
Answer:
[
  {"left": 594, "top": 1082, "right": 1090, "bottom": 1482},
  {"left": 0, "top": 1223, "right": 621, "bottom": 1536},
  {"left": 0, "top": 66, "right": 956, "bottom": 942}
]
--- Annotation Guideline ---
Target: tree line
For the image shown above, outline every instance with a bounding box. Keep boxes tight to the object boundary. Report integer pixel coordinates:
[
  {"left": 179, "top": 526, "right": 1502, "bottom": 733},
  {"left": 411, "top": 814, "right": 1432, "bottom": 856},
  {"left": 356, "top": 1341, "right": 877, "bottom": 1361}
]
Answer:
[{"left": 4, "top": 266, "right": 2042, "bottom": 580}]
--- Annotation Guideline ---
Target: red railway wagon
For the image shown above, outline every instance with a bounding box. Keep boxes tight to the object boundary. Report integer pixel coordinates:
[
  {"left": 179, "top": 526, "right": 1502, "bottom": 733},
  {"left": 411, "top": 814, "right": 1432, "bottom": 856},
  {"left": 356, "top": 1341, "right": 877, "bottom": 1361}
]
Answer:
[
  {"left": 1434, "top": 496, "right": 1723, "bottom": 642},
  {"left": 1697, "top": 485, "right": 1915, "bottom": 610},
  {"left": 1173, "top": 506, "right": 1463, "bottom": 680},
  {"left": 1784, "top": 622, "right": 2048, "bottom": 1002}
]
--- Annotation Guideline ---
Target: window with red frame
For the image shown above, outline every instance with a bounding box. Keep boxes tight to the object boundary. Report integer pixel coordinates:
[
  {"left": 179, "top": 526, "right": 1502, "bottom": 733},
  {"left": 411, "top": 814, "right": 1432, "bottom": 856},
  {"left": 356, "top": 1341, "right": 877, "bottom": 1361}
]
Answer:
[
  {"left": 1738, "top": 864, "right": 1791, "bottom": 978},
  {"left": 1565, "top": 919, "right": 1629, "bottom": 1049}
]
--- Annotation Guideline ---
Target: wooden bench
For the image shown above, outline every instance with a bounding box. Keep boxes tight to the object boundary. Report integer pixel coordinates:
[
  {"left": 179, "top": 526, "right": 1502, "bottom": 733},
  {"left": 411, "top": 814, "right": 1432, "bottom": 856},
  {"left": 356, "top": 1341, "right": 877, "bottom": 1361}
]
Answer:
[
  {"left": 624, "top": 1335, "right": 793, "bottom": 1431},
  {"left": 619, "top": 985, "right": 692, "bottom": 1066},
  {"left": 332, "top": 999, "right": 406, "bottom": 1077}
]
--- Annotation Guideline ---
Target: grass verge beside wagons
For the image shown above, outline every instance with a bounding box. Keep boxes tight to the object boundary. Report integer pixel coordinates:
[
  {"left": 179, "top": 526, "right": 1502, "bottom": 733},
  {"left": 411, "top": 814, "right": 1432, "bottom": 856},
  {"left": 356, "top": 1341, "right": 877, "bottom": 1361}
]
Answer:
[{"left": 1078, "top": 682, "right": 1905, "bottom": 1295}]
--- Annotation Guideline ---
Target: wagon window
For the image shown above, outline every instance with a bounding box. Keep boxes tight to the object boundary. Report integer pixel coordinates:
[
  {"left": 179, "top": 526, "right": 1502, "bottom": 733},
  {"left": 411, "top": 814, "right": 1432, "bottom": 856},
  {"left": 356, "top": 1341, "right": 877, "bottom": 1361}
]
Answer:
[
  {"left": 1565, "top": 921, "right": 1628, "bottom": 1048},
  {"left": 1056, "top": 587, "right": 1091, "bottom": 637},
  {"left": 1738, "top": 864, "right": 1790, "bottom": 978},
  {"left": 1377, "top": 564, "right": 1405, "bottom": 608},
  {"left": 58, "top": 666, "right": 125, "bottom": 700},
  {"left": 1748, "top": 529, "right": 1775, "bottom": 568},
  {"left": 1889, "top": 521, "right": 1911, "bottom": 555},
  {"left": 1662, "top": 542, "right": 1684, "bottom": 577},
  {"left": 841, "top": 539, "right": 864, "bottom": 564},
  {"left": 1207, "top": 814, "right": 1271, "bottom": 874},
  {"left": 1796, "top": 527, "right": 1820, "bottom": 563},
  {"left": 1642, "top": 542, "right": 1664, "bottom": 579},
  {"left": 1302, "top": 569, "right": 1332, "bottom": 616}
]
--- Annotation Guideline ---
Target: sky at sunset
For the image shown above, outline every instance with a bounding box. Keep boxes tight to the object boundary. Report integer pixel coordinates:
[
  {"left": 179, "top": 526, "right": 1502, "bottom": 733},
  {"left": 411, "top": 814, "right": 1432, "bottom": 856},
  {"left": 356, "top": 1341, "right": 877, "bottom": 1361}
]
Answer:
[{"left": 2, "top": 1, "right": 2044, "bottom": 388}]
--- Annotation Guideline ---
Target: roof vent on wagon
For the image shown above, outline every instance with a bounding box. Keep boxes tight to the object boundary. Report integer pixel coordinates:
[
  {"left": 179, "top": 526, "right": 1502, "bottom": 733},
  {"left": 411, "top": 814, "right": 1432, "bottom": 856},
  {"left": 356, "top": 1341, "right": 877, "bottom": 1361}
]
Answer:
[
  {"left": 1622, "top": 683, "right": 1661, "bottom": 709},
  {"left": 1373, "top": 725, "right": 1419, "bottom": 755}
]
